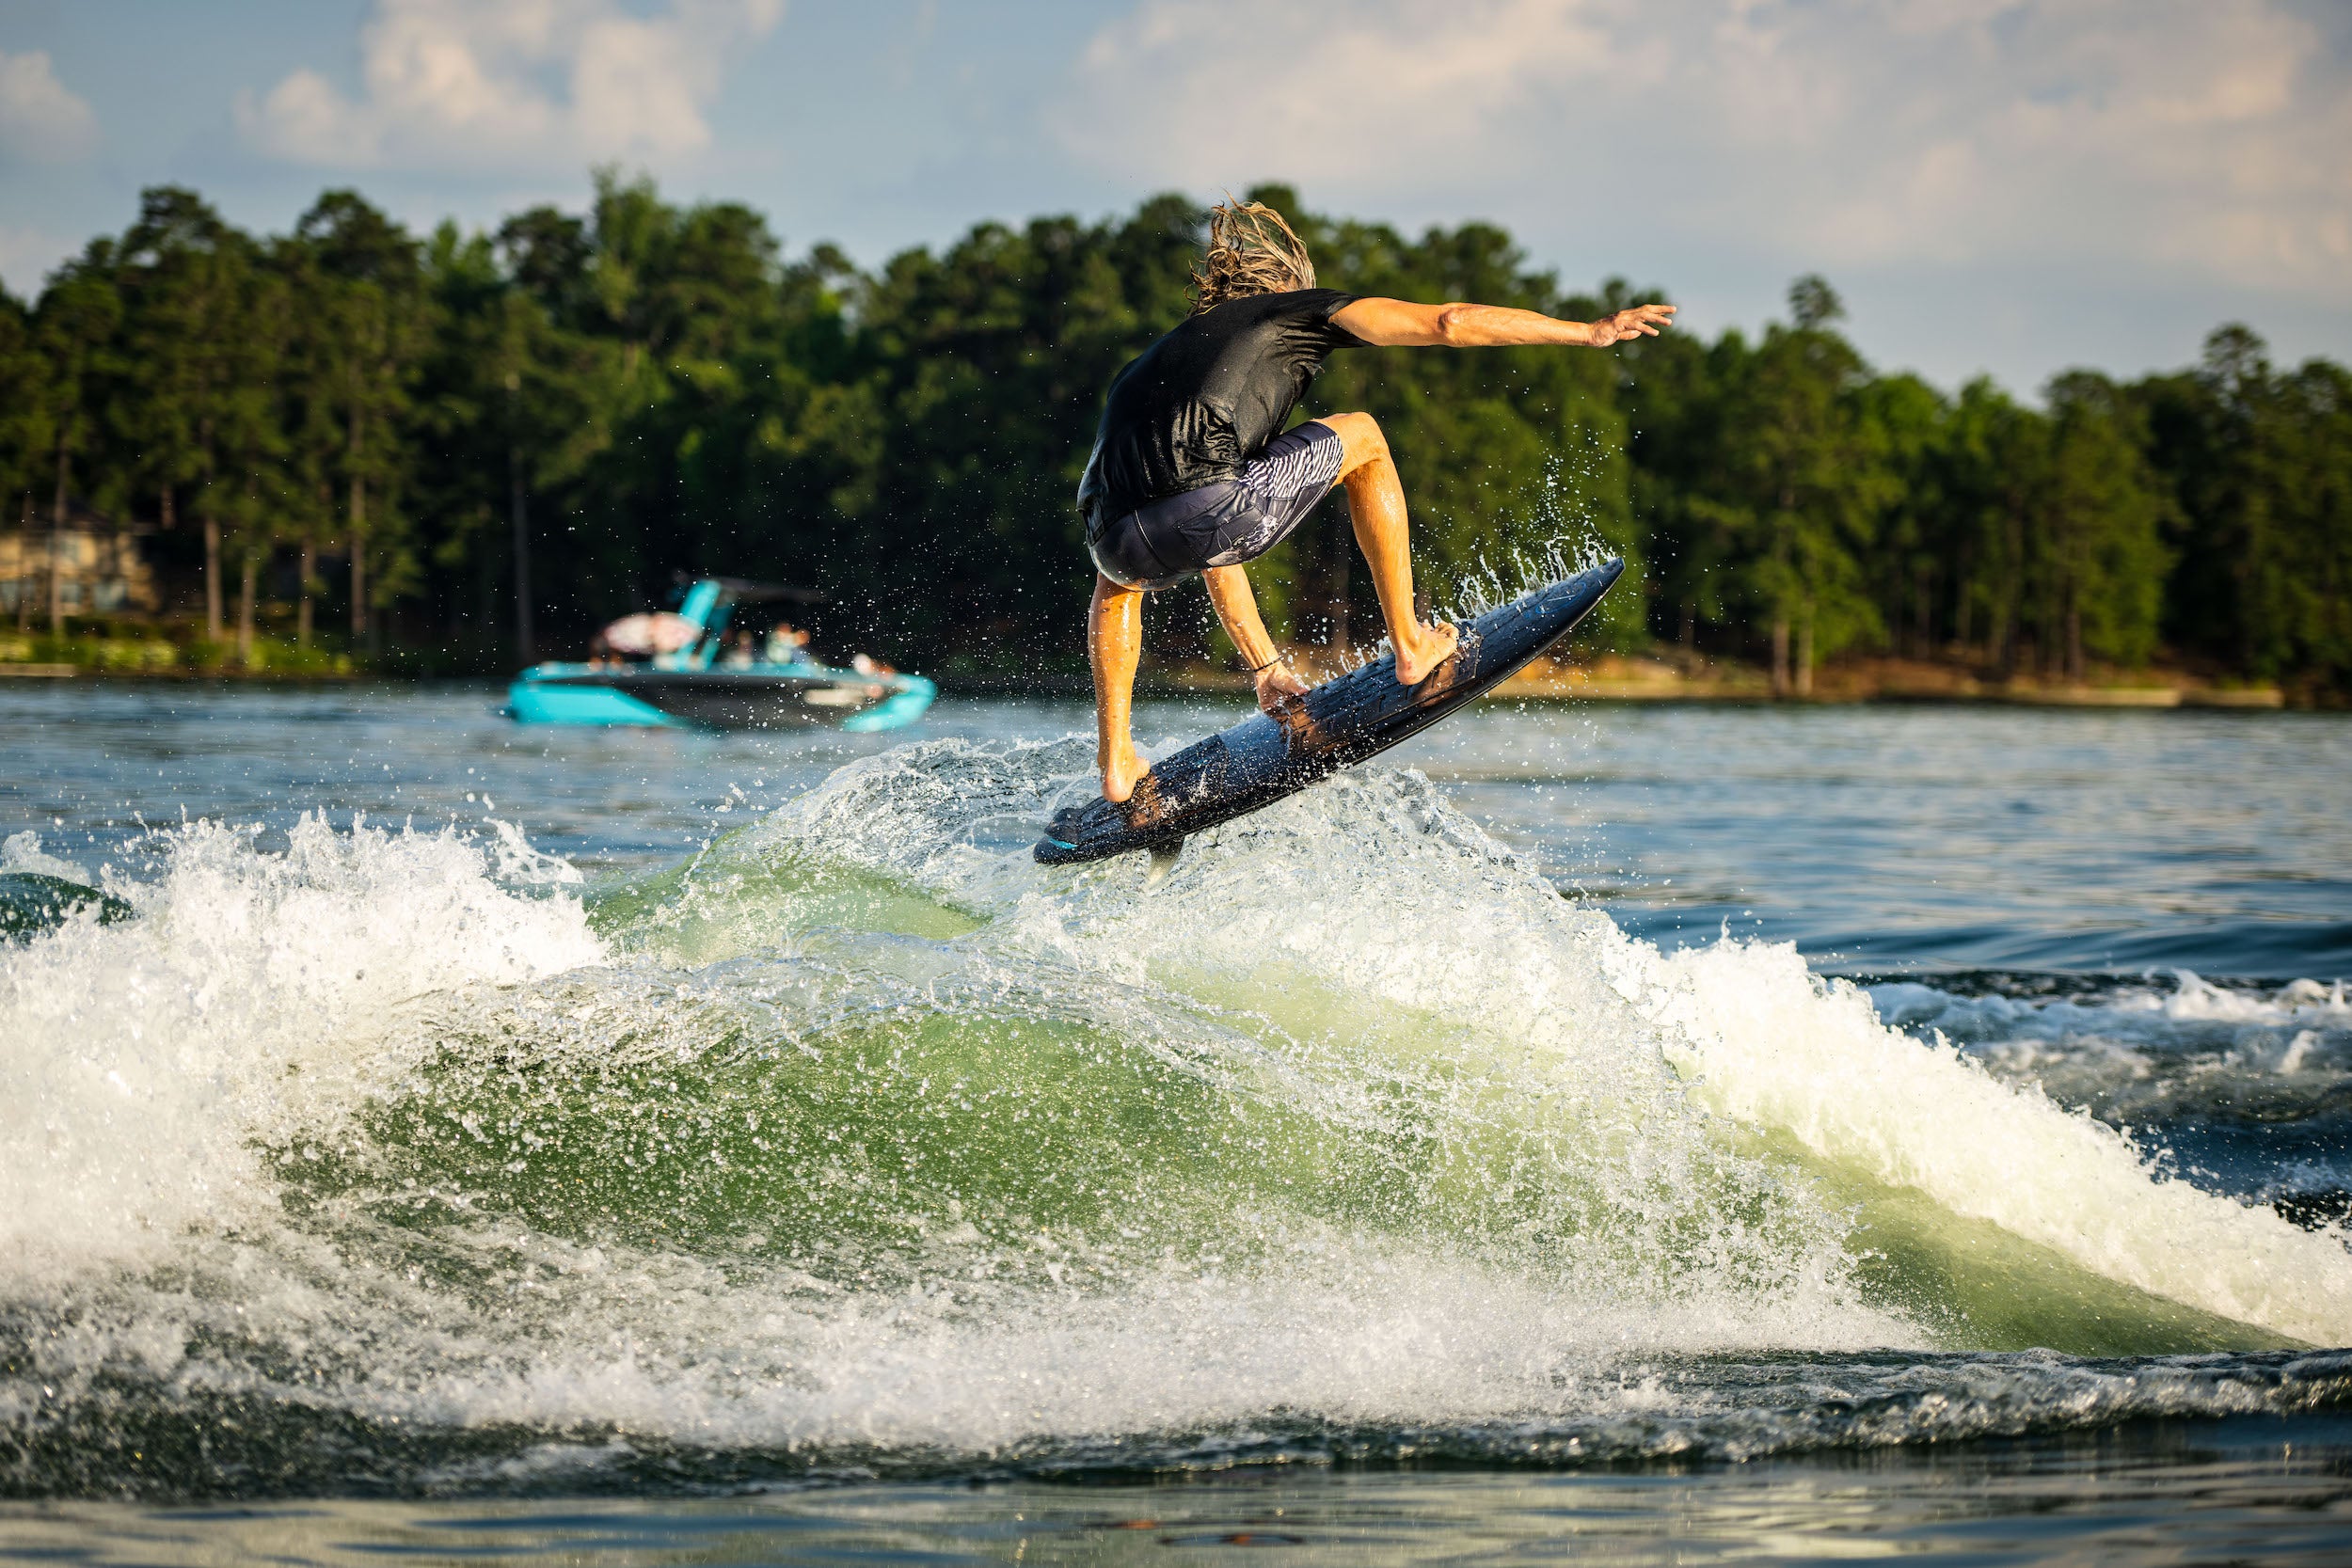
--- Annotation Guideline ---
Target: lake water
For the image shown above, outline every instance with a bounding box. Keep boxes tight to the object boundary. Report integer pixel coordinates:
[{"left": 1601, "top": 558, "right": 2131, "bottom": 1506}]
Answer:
[{"left": 3, "top": 683, "right": 2349, "bottom": 1564}]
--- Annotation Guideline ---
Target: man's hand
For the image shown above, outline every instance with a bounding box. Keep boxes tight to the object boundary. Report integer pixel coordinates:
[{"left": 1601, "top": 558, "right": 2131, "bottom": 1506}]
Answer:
[
  {"left": 1204, "top": 564, "right": 1310, "bottom": 715},
  {"left": 1254, "top": 657, "right": 1310, "bottom": 714},
  {"left": 1589, "top": 303, "right": 1676, "bottom": 347}
]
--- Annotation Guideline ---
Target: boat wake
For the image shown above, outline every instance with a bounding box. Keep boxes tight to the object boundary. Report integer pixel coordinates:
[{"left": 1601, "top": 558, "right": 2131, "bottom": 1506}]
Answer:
[{"left": 3, "top": 742, "right": 2347, "bottom": 1497}]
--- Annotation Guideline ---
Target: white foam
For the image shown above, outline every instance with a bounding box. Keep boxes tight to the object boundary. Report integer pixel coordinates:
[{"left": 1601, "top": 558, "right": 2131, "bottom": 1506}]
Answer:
[
  {"left": 0, "top": 815, "right": 602, "bottom": 1278},
  {"left": 2, "top": 829, "right": 91, "bottom": 882},
  {"left": 1871, "top": 974, "right": 2352, "bottom": 1041},
  {"left": 1641, "top": 938, "right": 2352, "bottom": 1345},
  {"left": 430, "top": 1258, "right": 1888, "bottom": 1451},
  {"left": 1868, "top": 972, "right": 2349, "bottom": 1121},
  {"left": 16, "top": 1217, "right": 1904, "bottom": 1456},
  {"left": 2133, "top": 971, "right": 2351, "bottom": 1024}
]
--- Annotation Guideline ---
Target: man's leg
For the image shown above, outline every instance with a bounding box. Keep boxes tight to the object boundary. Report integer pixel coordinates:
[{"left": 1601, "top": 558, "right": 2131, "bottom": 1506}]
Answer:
[
  {"left": 1314, "top": 412, "right": 1458, "bottom": 684},
  {"left": 1089, "top": 572, "right": 1150, "bottom": 802}
]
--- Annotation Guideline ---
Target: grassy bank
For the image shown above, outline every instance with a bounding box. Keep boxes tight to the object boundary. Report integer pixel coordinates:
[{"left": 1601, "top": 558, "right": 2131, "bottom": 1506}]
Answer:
[
  {"left": 1489, "top": 653, "right": 2288, "bottom": 708},
  {"left": 1154, "top": 650, "right": 2292, "bottom": 708},
  {"left": 0, "top": 625, "right": 355, "bottom": 679}
]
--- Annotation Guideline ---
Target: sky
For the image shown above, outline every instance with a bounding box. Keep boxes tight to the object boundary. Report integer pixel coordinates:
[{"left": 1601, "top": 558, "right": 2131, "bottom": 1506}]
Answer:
[{"left": 1, "top": 0, "right": 2347, "bottom": 396}]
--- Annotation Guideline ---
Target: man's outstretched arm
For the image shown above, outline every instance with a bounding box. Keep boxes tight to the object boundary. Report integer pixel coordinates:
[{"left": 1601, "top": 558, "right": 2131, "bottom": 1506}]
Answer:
[{"left": 1332, "top": 297, "right": 1674, "bottom": 349}]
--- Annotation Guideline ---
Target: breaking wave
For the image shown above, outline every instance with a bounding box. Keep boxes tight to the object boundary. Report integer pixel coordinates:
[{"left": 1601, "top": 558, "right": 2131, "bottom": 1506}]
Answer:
[{"left": 2, "top": 742, "right": 2346, "bottom": 1497}]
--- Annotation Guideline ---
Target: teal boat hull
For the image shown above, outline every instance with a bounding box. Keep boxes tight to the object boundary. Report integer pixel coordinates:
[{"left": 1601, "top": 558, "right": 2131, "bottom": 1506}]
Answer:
[
  {"left": 842, "top": 675, "right": 937, "bottom": 733},
  {"left": 505, "top": 678, "right": 688, "bottom": 728},
  {"left": 506, "top": 665, "right": 935, "bottom": 733}
]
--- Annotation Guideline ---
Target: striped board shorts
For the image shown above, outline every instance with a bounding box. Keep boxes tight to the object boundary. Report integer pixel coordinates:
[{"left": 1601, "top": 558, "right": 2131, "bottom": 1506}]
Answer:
[{"left": 1087, "top": 420, "right": 1345, "bottom": 593}]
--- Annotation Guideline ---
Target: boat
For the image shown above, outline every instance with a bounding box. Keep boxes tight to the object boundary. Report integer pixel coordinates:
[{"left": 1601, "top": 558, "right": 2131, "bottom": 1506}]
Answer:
[{"left": 506, "top": 578, "right": 936, "bottom": 732}]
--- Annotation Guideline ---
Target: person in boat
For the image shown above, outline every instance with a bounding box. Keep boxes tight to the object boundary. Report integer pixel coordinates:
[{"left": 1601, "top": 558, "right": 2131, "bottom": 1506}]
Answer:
[
  {"left": 765, "top": 624, "right": 814, "bottom": 665},
  {"left": 1079, "top": 199, "right": 1674, "bottom": 803},
  {"left": 603, "top": 610, "right": 696, "bottom": 663}
]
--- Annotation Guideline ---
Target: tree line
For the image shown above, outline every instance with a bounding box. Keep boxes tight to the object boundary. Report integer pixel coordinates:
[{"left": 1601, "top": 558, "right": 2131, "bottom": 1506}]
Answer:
[{"left": 2, "top": 176, "right": 2346, "bottom": 697}]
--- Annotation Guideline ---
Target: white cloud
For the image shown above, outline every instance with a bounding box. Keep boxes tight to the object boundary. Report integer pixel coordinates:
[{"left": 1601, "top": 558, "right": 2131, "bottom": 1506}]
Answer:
[
  {"left": 1064, "top": 0, "right": 1642, "bottom": 174},
  {"left": 235, "top": 0, "right": 785, "bottom": 173},
  {"left": 0, "top": 224, "right": 77, "bottom": 296},
  {"left": 0, "top": 49, "right": 100, "bottom": 164},
  {"left": 1058, "top": 0, "right": 2352, "bottom": 303}
]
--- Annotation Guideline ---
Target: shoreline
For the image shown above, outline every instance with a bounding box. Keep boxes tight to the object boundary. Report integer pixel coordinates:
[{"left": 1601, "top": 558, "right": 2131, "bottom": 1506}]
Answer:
[
  {"left": 1152, "top": 652, "right": 2290, "bottom": 709},
  {"left": 1486, "top": 656, "right": 2288, "bottom": 708},
  {"left": 0, "top": 652, "right": 2297, "bottom": 708},
  {"left": 0, "top": 663, "right": 364, "bottom": 684}
]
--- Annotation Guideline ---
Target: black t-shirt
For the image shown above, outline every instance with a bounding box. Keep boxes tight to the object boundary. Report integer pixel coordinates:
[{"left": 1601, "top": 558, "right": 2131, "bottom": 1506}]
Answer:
[{"left": 1078, "top": 288, "right": 1362, "bottom": 531}]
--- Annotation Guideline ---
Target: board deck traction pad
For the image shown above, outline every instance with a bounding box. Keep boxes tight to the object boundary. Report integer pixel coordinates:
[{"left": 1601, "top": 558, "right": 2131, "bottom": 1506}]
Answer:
[{"left": 1035, "top": 558, "right": 1625, "bottom": 866}]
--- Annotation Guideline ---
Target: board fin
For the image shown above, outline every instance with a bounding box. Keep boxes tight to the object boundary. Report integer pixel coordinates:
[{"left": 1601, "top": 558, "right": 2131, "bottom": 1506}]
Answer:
[{"left": 1144, "top": 839, "right": 1184, "bottom": 890}]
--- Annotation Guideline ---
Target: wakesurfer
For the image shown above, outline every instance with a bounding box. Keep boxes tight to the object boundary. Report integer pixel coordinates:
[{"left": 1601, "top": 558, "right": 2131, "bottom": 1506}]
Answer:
[{"left": 1079, "top": 200, "right": 1674, "bottom": 803}]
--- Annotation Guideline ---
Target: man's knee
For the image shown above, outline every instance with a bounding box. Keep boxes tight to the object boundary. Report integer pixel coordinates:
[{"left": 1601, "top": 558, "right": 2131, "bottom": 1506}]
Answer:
[
  {"left": 1318, "top": 411, "right": 1391, "bottom": 475},
  {"left": 1092, "top": 573, "right": 1145, "bottom": 619}
]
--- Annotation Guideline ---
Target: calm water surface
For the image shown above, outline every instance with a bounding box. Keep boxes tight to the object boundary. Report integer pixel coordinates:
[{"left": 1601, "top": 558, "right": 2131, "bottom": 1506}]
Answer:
[
  {"left": 10, "top": 684, "right": 2348, "bottom": 973},
  {"left": 2, "top": 684, "right": 2348, "bottom": 1564}
]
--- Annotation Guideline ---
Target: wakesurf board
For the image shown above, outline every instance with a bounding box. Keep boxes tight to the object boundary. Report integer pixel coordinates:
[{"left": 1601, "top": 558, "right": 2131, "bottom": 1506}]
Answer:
[{"left": 1035, "top": 557, "right": 1624, "bottom": 867}]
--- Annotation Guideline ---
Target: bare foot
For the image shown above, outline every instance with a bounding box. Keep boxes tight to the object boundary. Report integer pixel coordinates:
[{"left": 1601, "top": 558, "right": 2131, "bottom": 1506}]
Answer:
[
  {"left": 1101, "top": 740, "right": 1149, "bottom": 804},
  {"left": 1393, "top": 621, "right": 1459, "bottom": 685}
]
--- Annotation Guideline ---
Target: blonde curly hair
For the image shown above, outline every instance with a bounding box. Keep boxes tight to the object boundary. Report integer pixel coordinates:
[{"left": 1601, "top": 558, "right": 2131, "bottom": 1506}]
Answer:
[{"left": 1189, "top": 198, "right": 1316, "bottom": 314}]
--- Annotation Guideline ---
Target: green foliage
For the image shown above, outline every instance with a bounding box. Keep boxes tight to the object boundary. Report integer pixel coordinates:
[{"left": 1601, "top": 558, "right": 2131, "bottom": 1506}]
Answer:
[
  {"left": 2137, "top": 328, "right": 2352, "bottom": 693},
  {"left": 0, "top": 180, "right": 2346, "bottom": 697},
  {"left": 2038, "top": 373, "right": 2172, "bottom": 673},
  {"left": 0, "top": 291, "right": 46, "bottom": 510}
]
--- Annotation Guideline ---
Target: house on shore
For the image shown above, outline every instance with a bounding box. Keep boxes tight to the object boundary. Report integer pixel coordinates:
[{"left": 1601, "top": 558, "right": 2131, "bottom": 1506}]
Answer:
[{"left": 1, "top": 499, "right": 162, "bottom": 619}]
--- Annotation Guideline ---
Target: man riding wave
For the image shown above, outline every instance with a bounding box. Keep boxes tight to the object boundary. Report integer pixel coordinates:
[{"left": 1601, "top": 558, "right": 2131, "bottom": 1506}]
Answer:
[{"left": 1079, "top": 199, "right": 1673, "bottom": 803}]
